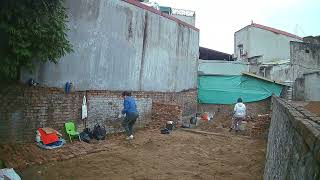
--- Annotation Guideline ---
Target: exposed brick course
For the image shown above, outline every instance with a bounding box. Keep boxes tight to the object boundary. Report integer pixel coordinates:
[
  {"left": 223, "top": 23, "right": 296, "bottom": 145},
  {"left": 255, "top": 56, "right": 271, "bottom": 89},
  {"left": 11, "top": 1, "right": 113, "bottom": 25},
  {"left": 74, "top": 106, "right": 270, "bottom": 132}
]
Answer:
[
  {"left": 147, "top": 102, "right": 182, "bottom": 129},
  {"left": 0, "top": 84, "right": 197, "bottom": 144}
]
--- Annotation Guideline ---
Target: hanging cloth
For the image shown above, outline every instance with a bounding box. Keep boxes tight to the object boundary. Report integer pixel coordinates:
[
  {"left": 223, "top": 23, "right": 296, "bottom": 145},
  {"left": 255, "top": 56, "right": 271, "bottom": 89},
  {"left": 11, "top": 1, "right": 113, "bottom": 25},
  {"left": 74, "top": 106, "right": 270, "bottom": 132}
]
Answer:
[{"left": 82, "top": 95, "right": 88, "bottom": 119}]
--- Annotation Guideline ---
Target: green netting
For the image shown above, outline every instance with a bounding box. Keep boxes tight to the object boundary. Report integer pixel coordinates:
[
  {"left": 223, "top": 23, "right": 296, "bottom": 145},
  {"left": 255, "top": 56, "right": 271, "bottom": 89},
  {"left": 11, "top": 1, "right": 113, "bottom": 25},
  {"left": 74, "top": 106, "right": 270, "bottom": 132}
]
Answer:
[{"left": 198, "top": 75, "right": 283, "bottom": 104}]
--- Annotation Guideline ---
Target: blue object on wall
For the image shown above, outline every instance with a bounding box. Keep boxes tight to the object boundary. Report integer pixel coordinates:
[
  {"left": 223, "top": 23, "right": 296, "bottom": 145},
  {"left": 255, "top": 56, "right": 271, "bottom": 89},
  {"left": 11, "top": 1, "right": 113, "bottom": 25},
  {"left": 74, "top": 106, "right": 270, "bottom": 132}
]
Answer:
[{"left": 65, "top": 82, "right": 72, "bottom": 94}]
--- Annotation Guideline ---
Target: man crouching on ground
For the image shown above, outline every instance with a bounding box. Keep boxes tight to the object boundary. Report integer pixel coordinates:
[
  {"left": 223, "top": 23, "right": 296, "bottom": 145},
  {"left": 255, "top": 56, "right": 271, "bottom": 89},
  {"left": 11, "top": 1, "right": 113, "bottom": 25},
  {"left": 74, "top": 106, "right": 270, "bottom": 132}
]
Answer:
[
  {"left": 121, "top": 91, "right": 139, "bottom": 140},
  {"left": 230, "top": 98, "right": 246, "bottom": 132}
]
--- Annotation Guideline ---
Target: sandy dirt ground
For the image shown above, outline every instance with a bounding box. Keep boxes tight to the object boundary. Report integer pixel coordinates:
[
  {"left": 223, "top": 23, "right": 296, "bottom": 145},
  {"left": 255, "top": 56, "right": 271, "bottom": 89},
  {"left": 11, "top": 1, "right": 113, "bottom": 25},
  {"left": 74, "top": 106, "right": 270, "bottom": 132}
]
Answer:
[
  {"left": 19, "top": 127, "right": 266, "bottom": 180},
  {"left": 305, "top": 101, "right": 320, "bottom": 116}
]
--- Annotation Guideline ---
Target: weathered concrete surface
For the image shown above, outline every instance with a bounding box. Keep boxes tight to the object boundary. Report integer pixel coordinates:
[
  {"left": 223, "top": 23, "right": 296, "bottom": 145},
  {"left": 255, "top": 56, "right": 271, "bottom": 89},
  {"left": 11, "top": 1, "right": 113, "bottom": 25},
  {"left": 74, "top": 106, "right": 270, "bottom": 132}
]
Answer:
[
  {"left": 235, "top": 25, "right": 302, "bottom": 62},
  {"left": 264, "top": 97, "right": 320, "bottom": 179},
  {"left": 291, "top": 42, "right": 320, "bottom": 100},
  {"left": 198, "top": 60, "right": 249, "bottom": 75},
  {"left": 291, "top": 42, "right": 320, "bottom": 80},
  {"left": 304, "top": 72, "right": 320, "bottom": 101},
  {"left": 21, "top": 0, "right": 199, "bottom": 92}
]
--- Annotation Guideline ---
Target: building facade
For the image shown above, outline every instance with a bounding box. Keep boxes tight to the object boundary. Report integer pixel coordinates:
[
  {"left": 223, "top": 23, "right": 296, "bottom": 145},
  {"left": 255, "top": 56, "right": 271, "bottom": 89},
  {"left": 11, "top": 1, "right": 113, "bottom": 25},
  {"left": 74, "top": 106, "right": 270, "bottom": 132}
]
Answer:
[{"left": 234, "top": 23, "right": 303, "bottom": 63}]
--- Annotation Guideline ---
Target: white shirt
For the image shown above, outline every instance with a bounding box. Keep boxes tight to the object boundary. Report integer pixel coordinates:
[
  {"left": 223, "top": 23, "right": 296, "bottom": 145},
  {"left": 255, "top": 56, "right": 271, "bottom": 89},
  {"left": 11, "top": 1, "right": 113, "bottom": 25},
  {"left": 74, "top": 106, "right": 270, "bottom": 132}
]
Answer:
[{"left": 234, "top": 102, "right": 246, "bottom": 118}]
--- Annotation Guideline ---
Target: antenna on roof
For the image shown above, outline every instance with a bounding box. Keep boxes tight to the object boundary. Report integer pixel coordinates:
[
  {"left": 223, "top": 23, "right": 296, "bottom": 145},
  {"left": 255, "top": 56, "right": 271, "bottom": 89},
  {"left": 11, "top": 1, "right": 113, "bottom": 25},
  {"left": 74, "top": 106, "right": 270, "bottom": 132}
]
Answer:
[{"left": 294, "top": 24, "right": 306, "bottom": 37}]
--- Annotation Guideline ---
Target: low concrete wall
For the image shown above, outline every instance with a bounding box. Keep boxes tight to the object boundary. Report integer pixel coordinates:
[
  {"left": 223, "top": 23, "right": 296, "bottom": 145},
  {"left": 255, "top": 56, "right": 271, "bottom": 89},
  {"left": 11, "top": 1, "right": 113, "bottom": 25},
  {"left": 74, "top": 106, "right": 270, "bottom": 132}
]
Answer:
[{"left": 264, "top": 96, "right": 320, "bottom": 179}]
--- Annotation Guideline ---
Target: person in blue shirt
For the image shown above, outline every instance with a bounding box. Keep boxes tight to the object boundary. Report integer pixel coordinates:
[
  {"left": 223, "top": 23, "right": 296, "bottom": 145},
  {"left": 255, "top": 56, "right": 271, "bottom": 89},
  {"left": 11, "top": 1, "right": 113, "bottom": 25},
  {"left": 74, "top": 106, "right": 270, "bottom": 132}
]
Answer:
[{"left": 121, "top": 91, "right": 139, "bottom": 140}]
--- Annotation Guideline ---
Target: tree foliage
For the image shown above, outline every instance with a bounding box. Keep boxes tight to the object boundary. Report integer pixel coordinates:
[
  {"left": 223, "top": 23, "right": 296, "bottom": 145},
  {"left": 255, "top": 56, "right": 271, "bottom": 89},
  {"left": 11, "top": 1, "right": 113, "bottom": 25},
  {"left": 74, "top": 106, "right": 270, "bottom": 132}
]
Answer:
[{"left": 0, "top": 0, "right": 73, "bottom": 80}]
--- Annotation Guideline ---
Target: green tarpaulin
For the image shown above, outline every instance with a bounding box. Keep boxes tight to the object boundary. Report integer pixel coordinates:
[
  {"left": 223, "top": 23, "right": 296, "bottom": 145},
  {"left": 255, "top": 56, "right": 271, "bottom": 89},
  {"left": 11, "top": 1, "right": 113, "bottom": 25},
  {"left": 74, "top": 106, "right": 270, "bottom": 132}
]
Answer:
[{"left": 198, "top": 75, "right": 284, "bottom": 104}]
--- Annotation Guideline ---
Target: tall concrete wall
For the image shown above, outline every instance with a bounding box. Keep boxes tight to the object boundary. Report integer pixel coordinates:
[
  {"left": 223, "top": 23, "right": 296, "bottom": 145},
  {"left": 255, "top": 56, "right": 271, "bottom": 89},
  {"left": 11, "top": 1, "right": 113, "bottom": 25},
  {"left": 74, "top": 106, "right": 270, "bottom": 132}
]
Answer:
[
  {"left": 264, "top": 97, "right": 320, "bottom": 179},
  {"left": 21, "top": 0, "right": 199, "bottom": 92}
]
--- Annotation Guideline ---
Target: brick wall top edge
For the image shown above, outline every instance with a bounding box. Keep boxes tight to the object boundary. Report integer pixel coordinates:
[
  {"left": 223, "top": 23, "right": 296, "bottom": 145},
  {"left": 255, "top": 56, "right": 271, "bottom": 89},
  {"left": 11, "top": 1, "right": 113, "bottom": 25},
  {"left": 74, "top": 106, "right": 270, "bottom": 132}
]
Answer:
[{"left": 1, "top": 85, "right": 196, "bottom": 94}]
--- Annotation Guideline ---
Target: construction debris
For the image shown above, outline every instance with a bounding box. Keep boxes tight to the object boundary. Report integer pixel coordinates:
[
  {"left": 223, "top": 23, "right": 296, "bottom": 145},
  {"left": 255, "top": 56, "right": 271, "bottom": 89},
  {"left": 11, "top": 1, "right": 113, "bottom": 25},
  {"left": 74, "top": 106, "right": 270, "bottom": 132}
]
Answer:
[
  {"left": 147, "top": 103, "right": 182, "bottom": 129},
  {"left": 250, "top": 114, "right": 271, "bottom": 137}
]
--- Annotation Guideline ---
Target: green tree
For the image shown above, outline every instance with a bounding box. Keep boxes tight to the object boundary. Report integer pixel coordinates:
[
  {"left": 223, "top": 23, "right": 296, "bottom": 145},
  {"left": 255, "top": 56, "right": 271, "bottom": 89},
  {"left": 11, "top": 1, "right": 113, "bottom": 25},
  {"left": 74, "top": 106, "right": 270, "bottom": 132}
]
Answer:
[{"left": 0, "top": 0, "right": 73, "bottom": 81}]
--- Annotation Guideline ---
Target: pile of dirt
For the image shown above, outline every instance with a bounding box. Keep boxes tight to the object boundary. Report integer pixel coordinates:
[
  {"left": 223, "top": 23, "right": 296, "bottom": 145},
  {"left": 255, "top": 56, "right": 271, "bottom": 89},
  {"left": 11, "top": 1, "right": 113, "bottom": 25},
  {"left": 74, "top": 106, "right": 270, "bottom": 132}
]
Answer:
[
  {"left": 305, "top": 101, "right": 320, "bottom": 116},
  {"left": 148, "top": 102, "right": 182, "bottom": 129},
  {"left": 250, "top": 114, "right": 271, "bottom": 137},
  {"left": 197, "top": 115, "right": 255, "bottom": 136},
  {"left": 0, "top": 140, "right": 110, "bottom": 169}
]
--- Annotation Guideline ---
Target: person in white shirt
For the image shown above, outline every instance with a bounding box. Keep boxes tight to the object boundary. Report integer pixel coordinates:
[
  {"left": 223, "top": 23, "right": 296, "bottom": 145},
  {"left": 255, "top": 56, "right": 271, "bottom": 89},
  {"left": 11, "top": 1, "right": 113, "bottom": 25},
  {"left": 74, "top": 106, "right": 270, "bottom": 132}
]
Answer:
[{"left": 230, "top": 98, "right": 246, "bottom": 132}]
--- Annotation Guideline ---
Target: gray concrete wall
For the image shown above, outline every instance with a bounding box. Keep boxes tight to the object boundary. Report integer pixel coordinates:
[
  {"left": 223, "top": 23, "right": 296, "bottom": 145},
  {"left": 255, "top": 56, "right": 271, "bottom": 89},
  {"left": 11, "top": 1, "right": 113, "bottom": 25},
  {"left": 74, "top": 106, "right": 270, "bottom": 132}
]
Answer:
[
  {"left": 291, "top": 42, "right": 320, "bottom": 100},
  {"left": 268, "top": 63, "right": 291, "bottom": 82},
  {"left": 293, "top": 77, "right": 305, "bottom": 101},
  {"left": 264, "top": 97, "right": 320, "bottom": 179},
  {"left": 304, "top": 72, "right": 320, "bottom": 101},
  {"left": 198, "top": 60, "right": 249, "bottom": 75},
  {"left": 235, "top": 26, "right": 302, "bottom": 62},
  {"left": 21, "top": 0, "right": 199, "bottom": 92},
  {"left": 291, "top": 42, "right": 320, "bottom": 80},
  {"left": 234, "top": 26, "right": 249, "bottom": 60}
]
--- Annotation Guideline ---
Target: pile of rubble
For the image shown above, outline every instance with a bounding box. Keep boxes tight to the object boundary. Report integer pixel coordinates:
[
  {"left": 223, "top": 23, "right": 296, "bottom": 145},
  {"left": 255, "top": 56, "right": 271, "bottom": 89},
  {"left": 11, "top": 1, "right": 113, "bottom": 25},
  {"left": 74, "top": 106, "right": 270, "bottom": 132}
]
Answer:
[
  {"left": 250, "top": 114, "right": 271, "bottom": 137},
  {"left": 147, "top": 102, "right": 182, "bottom": 129}
]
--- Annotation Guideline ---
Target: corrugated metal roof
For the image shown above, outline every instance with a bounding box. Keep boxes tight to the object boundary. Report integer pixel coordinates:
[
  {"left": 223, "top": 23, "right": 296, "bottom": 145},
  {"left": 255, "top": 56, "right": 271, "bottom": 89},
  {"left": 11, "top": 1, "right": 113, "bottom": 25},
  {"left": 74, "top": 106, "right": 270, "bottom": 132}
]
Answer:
[{"left": 242, "top": 72, "right": 288, "bottom": 86}]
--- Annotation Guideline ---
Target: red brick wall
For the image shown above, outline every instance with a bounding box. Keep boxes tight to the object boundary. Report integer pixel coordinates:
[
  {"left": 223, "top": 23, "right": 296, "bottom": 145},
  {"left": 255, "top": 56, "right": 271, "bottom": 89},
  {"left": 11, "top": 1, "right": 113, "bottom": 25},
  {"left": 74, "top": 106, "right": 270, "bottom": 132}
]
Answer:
[
  {"left": 0, "top": 84, "right": 84, "bottom": 143},
  {"left": 0, "top": 84, "right": 197, "bottom": 144}
]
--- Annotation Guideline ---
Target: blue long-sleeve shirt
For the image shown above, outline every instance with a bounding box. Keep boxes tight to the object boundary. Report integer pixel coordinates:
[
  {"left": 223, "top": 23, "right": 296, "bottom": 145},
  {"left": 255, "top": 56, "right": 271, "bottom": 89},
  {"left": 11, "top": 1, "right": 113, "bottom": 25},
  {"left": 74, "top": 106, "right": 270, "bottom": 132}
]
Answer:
[{"left": 122, "top": 96, "right": 138, "bottom": 115}]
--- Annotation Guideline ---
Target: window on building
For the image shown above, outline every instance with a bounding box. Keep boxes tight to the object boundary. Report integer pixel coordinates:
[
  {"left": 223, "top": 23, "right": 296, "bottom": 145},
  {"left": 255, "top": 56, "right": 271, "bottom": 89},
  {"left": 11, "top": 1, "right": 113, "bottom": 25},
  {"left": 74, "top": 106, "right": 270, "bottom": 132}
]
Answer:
[
  {"left": 305, "top": 49, "right": 310, "bottom": 53},
  {"left": 238, "top": 44, "right": 243, "bottom": 56}
]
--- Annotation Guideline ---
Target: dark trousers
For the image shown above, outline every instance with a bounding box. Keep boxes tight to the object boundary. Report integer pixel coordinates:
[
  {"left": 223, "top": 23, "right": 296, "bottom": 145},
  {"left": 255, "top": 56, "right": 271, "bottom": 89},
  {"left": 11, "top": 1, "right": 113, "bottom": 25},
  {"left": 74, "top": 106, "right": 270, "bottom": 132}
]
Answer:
[
  {"left": 231, "top": 117, "right": 243, "bottom": 131},
  {"left": 122, "top": 112, "right": 139, "bottom": 136}
]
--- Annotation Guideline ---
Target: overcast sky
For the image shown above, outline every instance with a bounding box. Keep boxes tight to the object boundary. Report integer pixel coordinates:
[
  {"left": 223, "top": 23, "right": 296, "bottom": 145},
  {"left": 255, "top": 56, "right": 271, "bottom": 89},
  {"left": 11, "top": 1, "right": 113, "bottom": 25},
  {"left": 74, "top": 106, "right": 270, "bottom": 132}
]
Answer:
[{"left": 156, "top": 0, "right": 320, "bottom": 54}]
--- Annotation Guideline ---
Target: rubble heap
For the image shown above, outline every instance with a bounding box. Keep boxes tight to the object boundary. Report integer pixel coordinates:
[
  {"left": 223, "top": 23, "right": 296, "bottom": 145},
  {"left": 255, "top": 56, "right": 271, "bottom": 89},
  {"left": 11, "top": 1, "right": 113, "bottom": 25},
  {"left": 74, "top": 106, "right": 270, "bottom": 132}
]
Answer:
[
  {"left": 147, "top": 102, "right": 182, "bottom": 129},
  {"left": 250, "top": 114, "right": 271, "bottom": 137}
]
